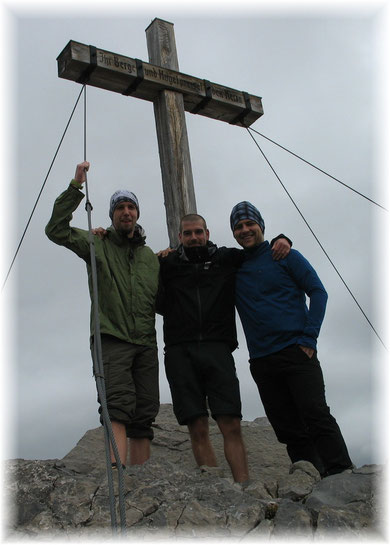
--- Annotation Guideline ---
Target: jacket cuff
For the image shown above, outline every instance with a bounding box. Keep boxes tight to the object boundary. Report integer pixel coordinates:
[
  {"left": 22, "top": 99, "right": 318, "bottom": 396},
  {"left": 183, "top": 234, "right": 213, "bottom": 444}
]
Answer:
[
  {"left": 70, "top": 179, "right": 84, "bottom": 190},
  {"left": 270, "top": 233, "right": 292, "bottom": 247},
  {"left": 296, "top": 336, "right": 317, "bottom": 350}
]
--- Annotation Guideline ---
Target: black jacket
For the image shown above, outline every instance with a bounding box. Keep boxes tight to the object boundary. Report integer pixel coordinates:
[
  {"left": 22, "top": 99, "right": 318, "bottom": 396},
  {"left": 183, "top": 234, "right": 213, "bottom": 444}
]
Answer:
[{"left": 158, "top": 242, "right": 244, "bottom": 351}]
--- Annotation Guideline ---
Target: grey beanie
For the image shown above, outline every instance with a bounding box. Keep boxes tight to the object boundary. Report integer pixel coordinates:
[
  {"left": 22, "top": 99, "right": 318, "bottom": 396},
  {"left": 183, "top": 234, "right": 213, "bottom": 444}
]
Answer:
[
  {"left": 230, "top": 201, "right": 265, "bottom": 233},
  {"left": 109, "top": 190, "right": 140, "bottom": 220}
]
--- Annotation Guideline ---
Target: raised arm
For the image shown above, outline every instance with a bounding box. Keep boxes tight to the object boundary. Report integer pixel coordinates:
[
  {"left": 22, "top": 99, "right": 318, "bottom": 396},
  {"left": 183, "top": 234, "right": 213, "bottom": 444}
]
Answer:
[{"left": 45, "top": 161, "right": 92, "bottom": 261}]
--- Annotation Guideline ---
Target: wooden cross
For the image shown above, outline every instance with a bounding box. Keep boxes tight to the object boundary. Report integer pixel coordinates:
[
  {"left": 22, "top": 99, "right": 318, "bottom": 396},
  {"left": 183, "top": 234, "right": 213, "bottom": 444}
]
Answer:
[{"left": 57, "top": 18, "right": 263, "bottom": 246}]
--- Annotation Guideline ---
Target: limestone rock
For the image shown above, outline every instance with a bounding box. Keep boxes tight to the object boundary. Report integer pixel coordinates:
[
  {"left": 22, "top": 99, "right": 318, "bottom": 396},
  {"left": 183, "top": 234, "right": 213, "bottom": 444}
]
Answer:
[
  {"left": 278, "top": 460, "right": 321, "bottom": 501},
  {"left": 3, "top": 404, "right": 384, "bottom": 541},
  {"left": 272, "top": 499, "right": 313, "bottom": 539}
]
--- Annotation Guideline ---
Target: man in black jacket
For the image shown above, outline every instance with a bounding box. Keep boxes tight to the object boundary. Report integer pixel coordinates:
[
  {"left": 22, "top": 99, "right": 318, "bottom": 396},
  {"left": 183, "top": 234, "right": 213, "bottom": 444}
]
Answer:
[{"left": 158, "top": 214, "right": 291, "bottom": 482}]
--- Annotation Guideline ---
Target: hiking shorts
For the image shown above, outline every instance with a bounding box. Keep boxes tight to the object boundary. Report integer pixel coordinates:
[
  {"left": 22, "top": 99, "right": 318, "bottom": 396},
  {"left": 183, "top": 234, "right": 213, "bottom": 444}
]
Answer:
[
  {"left": 91, "top": 334, "right": 159, "bottom": 440},
  {"left": 164, "top": 341, "right": 242, "bottom": 425}
]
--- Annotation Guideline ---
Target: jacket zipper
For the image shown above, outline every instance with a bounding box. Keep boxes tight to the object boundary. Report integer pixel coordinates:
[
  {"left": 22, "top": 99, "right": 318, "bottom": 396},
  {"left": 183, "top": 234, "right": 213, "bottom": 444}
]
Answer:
[{"left": 196, "top": 263, "right": 203, "bottom": 341}]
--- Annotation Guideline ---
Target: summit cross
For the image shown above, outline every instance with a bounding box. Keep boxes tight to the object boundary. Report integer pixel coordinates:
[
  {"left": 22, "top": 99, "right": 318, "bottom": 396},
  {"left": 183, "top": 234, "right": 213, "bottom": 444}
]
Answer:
[{"left": 57, "top": 18, "right": 263, "bottom": 245}]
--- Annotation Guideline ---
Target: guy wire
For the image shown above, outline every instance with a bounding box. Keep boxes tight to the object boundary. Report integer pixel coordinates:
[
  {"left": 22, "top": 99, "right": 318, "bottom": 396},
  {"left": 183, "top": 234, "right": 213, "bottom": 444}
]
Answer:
[
  {"left": 2, "top": 85, "right": 86, "bottom": 292},
  {"left": 82, "top": 85, "right": 127, "bottom": 533},
  {"left": 248, "top": 127, "right": 388, "bottom": 212},
  {"left": 246, "top": 127, "right": 387, "bottom": 351}
]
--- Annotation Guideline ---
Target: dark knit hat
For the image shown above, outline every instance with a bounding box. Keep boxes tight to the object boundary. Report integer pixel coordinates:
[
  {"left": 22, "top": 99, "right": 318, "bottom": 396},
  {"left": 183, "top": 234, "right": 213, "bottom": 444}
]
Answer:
[
  {"left": 109, "top": 190, "right": 140, "bottom": 220},
  {"left": 230, "top": 201, "right": 265, "bottom": 233}
]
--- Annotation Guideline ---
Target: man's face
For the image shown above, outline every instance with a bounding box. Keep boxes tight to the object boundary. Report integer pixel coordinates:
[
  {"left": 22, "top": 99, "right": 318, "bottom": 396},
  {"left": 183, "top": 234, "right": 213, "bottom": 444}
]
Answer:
[
  {"left": 112, "top": 201, "right": 138, "bottom": 237},
  {"left": 233, "top": 219, "right": 264, "bottom": 248},
  {"left": 179, "top": 220, "right": 209, "bottom": 248}
]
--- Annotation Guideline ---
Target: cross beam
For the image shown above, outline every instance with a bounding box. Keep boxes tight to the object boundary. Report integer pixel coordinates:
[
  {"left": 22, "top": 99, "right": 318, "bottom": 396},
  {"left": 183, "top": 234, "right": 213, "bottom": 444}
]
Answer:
[
  {"left": 56, "top": 19, "right": 264, "bottom": 244},
  {"left": 56, "top": 43, "right": 263, "bottom": 127}
]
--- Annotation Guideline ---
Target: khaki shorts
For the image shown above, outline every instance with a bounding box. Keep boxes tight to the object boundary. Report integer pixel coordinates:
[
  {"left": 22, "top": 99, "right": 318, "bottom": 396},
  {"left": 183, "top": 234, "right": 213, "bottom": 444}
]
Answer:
[{"left": 92, "top": 334, "right": 159, "bottom": 440}]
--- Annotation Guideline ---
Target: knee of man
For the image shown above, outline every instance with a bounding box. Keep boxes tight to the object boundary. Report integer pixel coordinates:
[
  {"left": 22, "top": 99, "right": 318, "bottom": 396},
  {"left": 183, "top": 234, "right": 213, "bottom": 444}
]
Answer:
[
  {"left": 216, "top": 415, "right": 242, "bottom": 437},
  {"left": 188, "top": 417, "right": 210, "bottom": 442}
]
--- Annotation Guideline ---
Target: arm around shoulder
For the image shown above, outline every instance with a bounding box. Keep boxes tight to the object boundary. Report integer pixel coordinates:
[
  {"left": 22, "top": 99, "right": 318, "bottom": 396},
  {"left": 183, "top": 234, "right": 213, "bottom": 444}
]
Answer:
[{"left": 270, "top": 234, "right": 292, "bottom": 261}]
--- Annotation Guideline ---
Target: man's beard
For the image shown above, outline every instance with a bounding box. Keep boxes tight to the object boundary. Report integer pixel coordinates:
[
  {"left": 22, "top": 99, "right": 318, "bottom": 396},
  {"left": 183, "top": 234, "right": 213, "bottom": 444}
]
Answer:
[{"left": 118, "top": 225, "right": 134, "bottom": 237}]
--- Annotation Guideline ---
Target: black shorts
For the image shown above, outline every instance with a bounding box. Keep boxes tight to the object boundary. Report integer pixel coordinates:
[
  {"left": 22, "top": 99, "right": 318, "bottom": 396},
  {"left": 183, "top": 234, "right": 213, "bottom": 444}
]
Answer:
[{"left": 164, "top": 341, "right": 242, "bottom": 425}]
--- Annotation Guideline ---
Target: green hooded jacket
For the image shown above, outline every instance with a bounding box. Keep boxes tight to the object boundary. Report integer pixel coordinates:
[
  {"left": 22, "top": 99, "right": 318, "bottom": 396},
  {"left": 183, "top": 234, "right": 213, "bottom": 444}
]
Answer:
[{"left": 45, "top": 182, "right": 160, "bottom": 348}]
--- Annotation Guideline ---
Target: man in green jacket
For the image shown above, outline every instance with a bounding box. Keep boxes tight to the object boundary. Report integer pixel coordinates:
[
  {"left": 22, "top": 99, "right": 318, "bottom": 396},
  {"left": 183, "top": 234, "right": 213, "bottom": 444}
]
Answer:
[{"left": 45, "top": 161, "right": 160, "bottom": 468}]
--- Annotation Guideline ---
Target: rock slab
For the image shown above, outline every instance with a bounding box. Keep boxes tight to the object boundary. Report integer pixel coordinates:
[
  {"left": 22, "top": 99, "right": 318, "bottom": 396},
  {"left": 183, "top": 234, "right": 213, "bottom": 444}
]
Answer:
[{"left": 3, "top": 404, "right": 385, "bottom": 541}]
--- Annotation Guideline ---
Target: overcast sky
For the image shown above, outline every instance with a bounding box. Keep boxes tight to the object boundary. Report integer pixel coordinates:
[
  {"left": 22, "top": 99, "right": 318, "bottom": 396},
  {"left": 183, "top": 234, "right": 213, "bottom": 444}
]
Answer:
[{"left": 1, "top": 0, "right": 389, "bottom": 471}]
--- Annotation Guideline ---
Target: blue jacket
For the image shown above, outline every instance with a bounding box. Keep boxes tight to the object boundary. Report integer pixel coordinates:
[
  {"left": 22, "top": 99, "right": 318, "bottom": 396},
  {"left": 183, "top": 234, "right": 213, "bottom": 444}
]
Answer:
[{"left": 235, "top": 241, "right": 328, "bottom": 359}]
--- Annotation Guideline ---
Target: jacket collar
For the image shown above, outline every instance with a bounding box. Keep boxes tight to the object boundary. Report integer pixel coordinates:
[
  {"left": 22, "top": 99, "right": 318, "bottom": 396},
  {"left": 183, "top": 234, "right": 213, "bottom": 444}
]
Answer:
[
  {"left": 177, "top": 240, "right": 218, "bottom": 263},
  {"left": 244, "top": 240, "right": 270, "bottom": 258}
]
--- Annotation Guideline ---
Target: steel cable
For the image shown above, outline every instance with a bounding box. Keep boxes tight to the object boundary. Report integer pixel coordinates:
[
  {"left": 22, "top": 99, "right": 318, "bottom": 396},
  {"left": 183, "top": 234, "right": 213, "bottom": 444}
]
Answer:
[
  {"left": 246, "top": 128, "right": 387, "bottom": 351},
  {"left": 82, "top": 87, "right": 127, "bottom": 534},
  {"left": 2, "top": 86, "right": 85, "bottom": 291},
  {"left": 248, "top": 127, "right": 388, "bottom": 212}
]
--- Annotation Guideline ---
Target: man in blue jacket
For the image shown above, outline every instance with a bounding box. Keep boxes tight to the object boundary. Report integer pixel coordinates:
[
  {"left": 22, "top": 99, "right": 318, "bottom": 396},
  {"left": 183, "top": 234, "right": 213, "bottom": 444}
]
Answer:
[{"left": 230, "top": 201, "right": 353, "bottom": 477}]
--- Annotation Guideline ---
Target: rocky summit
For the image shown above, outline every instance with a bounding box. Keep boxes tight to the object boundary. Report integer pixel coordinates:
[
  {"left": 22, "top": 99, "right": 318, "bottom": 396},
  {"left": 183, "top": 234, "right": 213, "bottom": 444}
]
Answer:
[{"left": 4, "top": 404, "right": 385, "bottom": 541}]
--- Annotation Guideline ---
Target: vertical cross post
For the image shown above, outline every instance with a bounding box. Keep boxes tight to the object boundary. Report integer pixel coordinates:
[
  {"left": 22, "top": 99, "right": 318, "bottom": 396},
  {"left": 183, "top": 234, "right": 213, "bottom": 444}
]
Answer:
[{"left": 146, "top": 18, "right": 197, "bottom": 247}]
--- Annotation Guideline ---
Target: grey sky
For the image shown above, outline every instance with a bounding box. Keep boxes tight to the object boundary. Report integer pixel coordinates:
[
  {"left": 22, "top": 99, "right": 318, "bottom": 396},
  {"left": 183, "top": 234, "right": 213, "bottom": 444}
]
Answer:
[{"left": 1, "top": 1, "right": 389, "bottom": 470}]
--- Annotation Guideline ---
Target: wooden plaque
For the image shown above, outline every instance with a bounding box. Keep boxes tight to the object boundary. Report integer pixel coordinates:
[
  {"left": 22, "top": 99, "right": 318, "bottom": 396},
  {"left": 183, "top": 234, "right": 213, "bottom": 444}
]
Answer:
[{"left": 57, "top": 40, "right": 264, "bottom": 127}]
